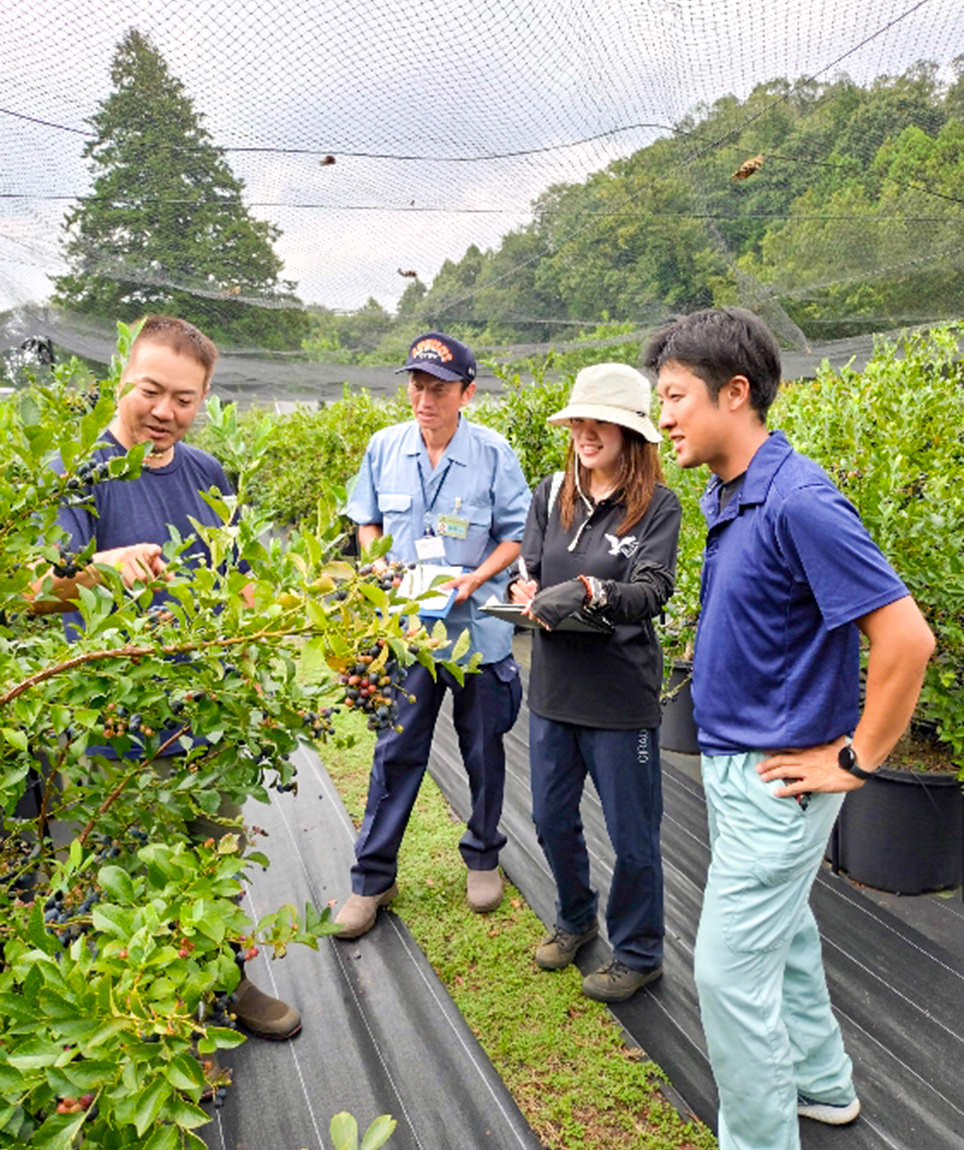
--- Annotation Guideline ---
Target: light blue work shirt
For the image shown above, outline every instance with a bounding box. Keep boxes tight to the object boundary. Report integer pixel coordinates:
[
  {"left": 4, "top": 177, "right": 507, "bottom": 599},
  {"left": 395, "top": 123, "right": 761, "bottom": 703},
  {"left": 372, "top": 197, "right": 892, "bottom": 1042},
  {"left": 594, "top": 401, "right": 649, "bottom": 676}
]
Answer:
[{"left": 346, "top": 415, "right": 531, "bottom": 663}]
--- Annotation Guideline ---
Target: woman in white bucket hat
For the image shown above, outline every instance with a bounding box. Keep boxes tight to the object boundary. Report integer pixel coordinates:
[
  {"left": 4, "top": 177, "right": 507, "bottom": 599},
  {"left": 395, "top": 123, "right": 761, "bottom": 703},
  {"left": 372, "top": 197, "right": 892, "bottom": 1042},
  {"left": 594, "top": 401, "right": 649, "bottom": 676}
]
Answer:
[{"left": 509, "top": 362, "right": 681, "bottom": 1001}]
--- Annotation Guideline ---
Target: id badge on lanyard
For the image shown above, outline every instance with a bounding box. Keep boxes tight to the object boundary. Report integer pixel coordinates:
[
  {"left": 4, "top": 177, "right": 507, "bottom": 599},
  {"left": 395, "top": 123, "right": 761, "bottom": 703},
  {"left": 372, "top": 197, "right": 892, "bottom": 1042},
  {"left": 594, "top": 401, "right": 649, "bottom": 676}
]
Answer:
[
  {"left": 415, "top": 531, "right": 446, "bottom": 561},
  {"left": 437, "top": 496, "right": 469, "bottom": 540}
]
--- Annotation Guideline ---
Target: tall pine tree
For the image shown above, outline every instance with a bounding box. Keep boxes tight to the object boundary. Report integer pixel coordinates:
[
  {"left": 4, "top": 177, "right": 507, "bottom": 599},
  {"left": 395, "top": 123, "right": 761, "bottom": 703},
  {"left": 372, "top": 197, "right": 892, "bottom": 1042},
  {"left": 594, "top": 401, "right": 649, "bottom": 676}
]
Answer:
[{"left": 52, "top": 29, "right": 308, "bottom": 349}]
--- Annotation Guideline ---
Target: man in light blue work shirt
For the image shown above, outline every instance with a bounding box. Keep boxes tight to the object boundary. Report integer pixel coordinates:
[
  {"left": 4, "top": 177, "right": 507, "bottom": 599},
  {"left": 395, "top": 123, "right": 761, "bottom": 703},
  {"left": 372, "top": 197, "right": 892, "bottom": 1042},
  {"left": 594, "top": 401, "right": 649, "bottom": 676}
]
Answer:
[{"left": 334, "top": 331, "right": 530, "bottom": 938}]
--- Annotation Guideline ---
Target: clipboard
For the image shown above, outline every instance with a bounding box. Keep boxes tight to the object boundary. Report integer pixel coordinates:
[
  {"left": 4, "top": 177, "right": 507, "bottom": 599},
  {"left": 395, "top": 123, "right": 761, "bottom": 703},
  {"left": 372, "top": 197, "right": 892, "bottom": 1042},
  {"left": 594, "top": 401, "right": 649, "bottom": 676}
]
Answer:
[
  {"left": 397, "top": 563, "right": 461, "bottom": 618},
  {"left": 481, "top": 597, "right": 614, "bottom": 635}
]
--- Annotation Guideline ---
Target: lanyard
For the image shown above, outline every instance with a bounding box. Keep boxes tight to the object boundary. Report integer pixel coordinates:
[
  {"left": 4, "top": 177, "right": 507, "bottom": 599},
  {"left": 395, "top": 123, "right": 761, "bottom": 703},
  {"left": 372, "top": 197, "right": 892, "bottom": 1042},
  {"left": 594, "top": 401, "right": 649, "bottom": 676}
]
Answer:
[{"left": 417, "top": 455, "right": 455, "bottom": 521}]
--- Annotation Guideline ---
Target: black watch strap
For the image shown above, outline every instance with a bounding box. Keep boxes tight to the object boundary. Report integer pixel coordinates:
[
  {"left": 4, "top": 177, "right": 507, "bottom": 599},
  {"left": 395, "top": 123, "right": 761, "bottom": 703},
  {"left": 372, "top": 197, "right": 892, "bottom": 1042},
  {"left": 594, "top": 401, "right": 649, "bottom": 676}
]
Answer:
[{"left": 838, "top": 743, "right": 876, "bottom": 780}]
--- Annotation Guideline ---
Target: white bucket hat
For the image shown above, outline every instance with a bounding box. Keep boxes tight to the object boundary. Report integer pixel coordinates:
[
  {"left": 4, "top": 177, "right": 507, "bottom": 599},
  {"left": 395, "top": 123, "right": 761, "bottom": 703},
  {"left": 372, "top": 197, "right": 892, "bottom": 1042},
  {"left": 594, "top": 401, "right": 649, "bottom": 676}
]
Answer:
[{"left": 547, "top": 363, "right": 661, "bottom": 443}]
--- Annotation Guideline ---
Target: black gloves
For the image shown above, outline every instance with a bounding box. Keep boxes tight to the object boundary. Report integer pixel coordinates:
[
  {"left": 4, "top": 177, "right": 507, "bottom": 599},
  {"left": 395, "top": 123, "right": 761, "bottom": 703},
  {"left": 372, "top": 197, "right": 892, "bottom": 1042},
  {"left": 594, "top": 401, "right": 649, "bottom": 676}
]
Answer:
[{"left": 527, "top": 579, "right": 588, "bottom": 630}]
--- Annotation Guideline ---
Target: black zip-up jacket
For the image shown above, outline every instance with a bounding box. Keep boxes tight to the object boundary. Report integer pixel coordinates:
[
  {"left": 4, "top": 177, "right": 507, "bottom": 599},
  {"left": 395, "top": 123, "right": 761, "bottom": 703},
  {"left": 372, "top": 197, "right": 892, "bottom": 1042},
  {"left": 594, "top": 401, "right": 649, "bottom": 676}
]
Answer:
[{"left": 520, "top": 476, "right": 681, "bottom": 729}]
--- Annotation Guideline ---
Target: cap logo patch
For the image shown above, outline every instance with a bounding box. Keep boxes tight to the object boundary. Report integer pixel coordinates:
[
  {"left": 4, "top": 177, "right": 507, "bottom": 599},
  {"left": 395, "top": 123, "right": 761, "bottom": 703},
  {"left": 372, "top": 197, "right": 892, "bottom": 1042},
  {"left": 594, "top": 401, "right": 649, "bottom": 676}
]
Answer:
[{"left": 411, "top": 337, "right": 453, "bottom": 364}]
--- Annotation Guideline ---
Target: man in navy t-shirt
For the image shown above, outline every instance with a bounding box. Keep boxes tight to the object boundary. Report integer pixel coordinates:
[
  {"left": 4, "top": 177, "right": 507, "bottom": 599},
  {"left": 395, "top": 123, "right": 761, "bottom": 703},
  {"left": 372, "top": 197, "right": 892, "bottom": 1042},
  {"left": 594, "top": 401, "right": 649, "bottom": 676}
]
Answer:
[
  {"left": 35, "top": 315, "right": 301, "bottom": 1043},
  {"left": 645, "top": 308, "right": 934, "bottom": 1150}
]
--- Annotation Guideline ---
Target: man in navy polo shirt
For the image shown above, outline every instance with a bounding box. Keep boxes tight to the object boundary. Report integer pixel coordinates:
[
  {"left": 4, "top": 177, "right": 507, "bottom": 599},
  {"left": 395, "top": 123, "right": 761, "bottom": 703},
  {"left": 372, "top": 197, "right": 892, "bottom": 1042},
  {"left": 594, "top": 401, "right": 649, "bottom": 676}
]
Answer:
[
  {"left": 333, "top": 331, "right": 529, "bottom": 939},
  {"left": 645, "top": 308, "right": 934, "bottom": 1150}
]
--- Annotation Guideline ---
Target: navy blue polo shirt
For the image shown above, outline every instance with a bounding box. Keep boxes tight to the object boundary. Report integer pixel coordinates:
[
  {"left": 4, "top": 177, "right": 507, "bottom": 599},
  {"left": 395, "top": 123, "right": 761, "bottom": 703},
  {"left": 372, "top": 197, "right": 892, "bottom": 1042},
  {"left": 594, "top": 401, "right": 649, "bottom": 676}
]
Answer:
[{"left": 692, "top": 431, "right": 908, "bottom": 755}]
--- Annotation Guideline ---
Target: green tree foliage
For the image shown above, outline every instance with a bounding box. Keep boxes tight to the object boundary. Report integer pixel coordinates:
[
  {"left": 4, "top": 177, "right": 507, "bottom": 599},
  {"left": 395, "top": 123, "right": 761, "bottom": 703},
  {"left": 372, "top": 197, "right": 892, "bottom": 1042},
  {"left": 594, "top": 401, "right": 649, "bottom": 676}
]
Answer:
[
  {"left": 51, "top": 29, "right": 308, "bottom": 350},
  {"left": 400, "top": 64, "right": 964, "bottom": 346},
  {"left": 303, "top": 298, "right": 396, "bottom": 360}
]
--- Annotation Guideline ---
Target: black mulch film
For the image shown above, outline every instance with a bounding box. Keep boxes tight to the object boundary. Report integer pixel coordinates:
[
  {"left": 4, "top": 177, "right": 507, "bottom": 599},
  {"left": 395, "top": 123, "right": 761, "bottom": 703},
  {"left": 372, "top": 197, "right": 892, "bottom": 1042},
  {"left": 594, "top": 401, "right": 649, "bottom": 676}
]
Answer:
[
  {"left": 207, "top": 638, "right": 964, "bottom": 1149},
  {"left": 203, "top": 742, "right": 543, "bottom": 1150}
]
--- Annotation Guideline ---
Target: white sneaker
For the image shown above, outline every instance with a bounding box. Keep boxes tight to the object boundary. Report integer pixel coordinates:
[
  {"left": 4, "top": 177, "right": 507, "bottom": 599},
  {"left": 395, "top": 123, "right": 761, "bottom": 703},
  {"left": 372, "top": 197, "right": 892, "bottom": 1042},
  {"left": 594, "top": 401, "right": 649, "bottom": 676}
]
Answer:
[{"left": 797, "top": 1093, "right": 861, "bottom": 1125}]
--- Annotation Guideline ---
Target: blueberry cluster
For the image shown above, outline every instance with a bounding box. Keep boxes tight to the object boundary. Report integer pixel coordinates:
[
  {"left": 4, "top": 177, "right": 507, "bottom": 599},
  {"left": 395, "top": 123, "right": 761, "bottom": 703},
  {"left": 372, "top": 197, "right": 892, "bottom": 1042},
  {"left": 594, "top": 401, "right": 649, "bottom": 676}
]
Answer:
[
  {"left": 51, "top": 543, "right": 82, "bottom": 578},
  {"left": 206, "top": 990, "right": 238, "bottom": 1030},
  {"left": 145, "top": 604, "right": 174, "bottom": 628},
  {"left": 63, "top": 458, "right": 113, "bottom": 492},
  {"left": 338, "top": 642, "right": 409, "bottom": 733},
  {"left": 358, "top": 559, "right": 415, "bottom": 591},
  {"left": 102, "top": 702, "right": 155, "bottom": 741},
  {"left": 42, "top": 884, "right": 103, "bottom": 945},
  {"left": 299, "top": 707, "right": 337, "bottom": 739}
]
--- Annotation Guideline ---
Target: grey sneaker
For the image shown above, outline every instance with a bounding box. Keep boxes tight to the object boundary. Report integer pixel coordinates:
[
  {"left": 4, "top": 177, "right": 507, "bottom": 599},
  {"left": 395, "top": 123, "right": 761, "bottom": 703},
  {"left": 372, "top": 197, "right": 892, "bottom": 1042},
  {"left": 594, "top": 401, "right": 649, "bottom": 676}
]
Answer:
[
  {"left": 797, "top": 1093, "right": 861, "bottom": 1125},
  {"left": 582, "top": 959, "right": 663, "bottom": 1002},
  {"left": 466, "top": 867, "right": 504, "bottom": 913},
  {"left": 535, "top": 921, "right": 599, "bottom": 970},
  {"left": 333, "top": 883, "right": 398, "bottom": 940}
]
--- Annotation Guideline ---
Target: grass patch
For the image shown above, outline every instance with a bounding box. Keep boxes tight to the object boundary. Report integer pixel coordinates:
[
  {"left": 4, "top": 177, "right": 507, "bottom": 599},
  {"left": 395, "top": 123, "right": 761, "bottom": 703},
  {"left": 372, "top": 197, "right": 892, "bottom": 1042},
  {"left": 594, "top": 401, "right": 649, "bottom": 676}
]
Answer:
[{"left": 322, "top": 710, "right": 715, "bottom": 1150}]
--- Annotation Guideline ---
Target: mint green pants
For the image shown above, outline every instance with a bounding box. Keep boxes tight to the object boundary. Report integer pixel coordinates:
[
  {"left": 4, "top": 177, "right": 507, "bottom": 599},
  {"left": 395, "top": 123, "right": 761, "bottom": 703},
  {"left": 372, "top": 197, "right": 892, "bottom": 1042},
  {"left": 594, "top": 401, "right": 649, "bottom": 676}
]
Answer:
[{"left": 695, "top": 752, "right": 856, "bottom": 1150}]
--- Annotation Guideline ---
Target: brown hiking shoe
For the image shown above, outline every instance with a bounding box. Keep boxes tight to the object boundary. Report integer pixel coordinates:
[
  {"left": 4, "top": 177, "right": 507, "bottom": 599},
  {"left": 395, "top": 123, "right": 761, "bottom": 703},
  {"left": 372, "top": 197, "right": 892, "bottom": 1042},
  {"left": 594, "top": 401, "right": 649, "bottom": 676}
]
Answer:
[
  {"left": 333, "top": 883, "right": 398, "bottom": 939},
  {"left": 581, "top": 959, "right": 663, "bottom": 1002},
  {"left": 466, "top": 867, "right": 504, "bottom": 913},
  {"left": 232, "top": 977, "right": 302, "bottom": 1040},
  {"left": 535, "top": 921, "right": 599, "bottom": 970}
]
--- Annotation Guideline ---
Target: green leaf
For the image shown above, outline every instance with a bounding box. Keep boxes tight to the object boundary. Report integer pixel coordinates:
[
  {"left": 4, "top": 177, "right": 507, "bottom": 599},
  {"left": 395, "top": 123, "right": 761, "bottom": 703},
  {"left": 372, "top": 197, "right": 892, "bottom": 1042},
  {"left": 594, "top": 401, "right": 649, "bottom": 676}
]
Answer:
[
  {"left": 36, "top": 988, "right": 84, "bottom": 1021},
  {"left": 0, "top": 1063, "right": 22, "bottom": 1093},
  {"left": 28, "top": 1109, "right": 88, "bottom": 1150},
  {"left": 330, "top": 1111, "right": 359, "bottom": 1150},
  {"left": 299, "top": 635, "right": 328, "bottom": 678},
  {"left": 181, "top": 1127, "right": 210, "bottom": 1148},
  {"left": 78, "top": 1018, "right": 128, "bottom": 1052},
  {"left": 142, "top": 1124, "right": 180, "bottom": 1150},
  {"left": 164, "top": 1052, "right": 205, "bottom": 1092},
  {"left": 133, "top": 1075, "right": 172, "bottom": 1137},
  {"left": 26, "top": 903, "right": 61, "bottom": 956},
  {"left": 18, "top": 392, "right": 41, "bottom": 427},
  {"left": 1, "top": 726, "right": 29, "bottom": 751},
  {"left": 162, "top": 1094, "right": 211, "bottom": 1131},
  {"left": 359, "top": 583, "right": 389, "bottom": 611},
  {"left": 450, "top": 627, "right": 471, "bottom": 662},
  {"left": 361, "top": 1114, "right": 398, "bottom": 1150},
  {"left": 0, "top": 991, "right": 35, "bottom": 1022},
  {"left": 7, "top": 1037, "right": 68, "bottom": 1070},
  {"left": 91, "top": 903, "right": 136, "bottom": 938},
  {"left": 196, "top": 1027, "right": 245, "bottom": 1053},
  {"left": 55, "top": 1059, "right": 116, "bottom": 1091},
  {"left": 98, "top": 865, "right": 136, "bottom": 903}
]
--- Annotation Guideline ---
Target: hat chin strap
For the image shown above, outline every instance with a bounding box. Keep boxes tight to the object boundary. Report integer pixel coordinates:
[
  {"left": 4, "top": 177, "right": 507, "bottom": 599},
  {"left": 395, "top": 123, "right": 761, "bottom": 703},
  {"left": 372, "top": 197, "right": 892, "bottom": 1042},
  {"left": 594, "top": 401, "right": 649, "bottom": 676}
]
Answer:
[{"left": 568, "top": 465, "right": 596, "bottom": 552}]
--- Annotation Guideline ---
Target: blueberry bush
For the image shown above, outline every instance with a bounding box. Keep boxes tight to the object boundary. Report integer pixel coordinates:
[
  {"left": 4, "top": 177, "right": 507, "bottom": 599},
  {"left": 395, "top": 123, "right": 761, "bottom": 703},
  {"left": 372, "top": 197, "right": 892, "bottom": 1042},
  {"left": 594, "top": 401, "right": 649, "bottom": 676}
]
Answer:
[
  {"left": 0, "top": 330, "right": 465, "bottom": 1147},
  {"left": 772, "top": 324, "right": 964, "bottom": 769}
]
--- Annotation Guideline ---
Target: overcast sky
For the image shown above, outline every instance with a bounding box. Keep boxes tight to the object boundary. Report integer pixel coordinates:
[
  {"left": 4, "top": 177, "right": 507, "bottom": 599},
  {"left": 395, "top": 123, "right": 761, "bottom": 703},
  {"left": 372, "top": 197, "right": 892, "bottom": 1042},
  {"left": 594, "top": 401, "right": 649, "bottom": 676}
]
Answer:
[{"left": 2, "top": 0, "right": 962, "bottom": 315}]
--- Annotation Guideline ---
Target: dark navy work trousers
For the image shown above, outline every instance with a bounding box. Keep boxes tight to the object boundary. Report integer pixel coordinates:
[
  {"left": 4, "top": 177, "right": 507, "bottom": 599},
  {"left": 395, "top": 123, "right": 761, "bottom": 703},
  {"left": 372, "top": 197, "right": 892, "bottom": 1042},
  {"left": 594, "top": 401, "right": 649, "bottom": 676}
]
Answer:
[
  {"left": 529, "top": 713, "right": 664, "bottom": 970},
  {"left": 351, "top": 656, "right": 522, "bottom": 896}
]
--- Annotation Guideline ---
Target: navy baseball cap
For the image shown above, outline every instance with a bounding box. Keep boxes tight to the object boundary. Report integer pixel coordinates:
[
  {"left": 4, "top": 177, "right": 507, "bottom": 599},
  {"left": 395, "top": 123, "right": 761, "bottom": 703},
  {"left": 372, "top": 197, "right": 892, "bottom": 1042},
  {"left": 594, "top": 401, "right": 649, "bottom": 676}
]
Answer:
[{"left": 395, "top": 331, "right": 477, "bottom": 383}]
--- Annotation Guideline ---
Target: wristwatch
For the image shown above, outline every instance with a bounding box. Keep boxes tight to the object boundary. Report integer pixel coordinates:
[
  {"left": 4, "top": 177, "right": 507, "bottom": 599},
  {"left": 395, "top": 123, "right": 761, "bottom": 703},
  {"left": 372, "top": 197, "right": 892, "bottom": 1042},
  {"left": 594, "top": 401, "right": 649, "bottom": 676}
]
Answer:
[{"left": 837, "top": 743, "right": 876, "bottom": 780}]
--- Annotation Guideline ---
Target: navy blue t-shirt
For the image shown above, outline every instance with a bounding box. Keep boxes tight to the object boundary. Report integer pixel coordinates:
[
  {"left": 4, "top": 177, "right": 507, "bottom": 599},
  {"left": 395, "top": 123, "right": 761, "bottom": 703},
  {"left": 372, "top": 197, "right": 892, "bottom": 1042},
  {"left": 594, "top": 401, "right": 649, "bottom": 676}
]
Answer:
[
  {"left": 693, "top": 431, "right": 908, "bottom": 755},
  {"left": 56, "top": 432, "right": 233, "bottom": 628},
  {"left": 54, "top": 433, "right": 236, "bottom": 758}
]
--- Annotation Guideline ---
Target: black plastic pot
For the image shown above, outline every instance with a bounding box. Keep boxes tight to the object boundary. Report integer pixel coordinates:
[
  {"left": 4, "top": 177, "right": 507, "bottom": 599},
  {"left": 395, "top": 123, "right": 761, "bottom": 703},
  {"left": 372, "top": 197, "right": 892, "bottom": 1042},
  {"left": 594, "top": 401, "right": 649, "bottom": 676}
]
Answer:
[
  {"left": 661, "top": 659, "right": 699, "bottom": 755},
  {"left": 829, "top": 766, "right": 963, "bottom": 894}
]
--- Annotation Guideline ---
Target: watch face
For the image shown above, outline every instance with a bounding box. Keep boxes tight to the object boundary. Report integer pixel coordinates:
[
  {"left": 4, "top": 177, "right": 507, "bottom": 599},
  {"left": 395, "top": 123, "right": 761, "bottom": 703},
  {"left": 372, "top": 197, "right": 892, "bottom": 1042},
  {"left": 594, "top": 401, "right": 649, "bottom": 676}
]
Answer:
[{"left": 838, "top": 745, "right": 856, "bottom": 772}]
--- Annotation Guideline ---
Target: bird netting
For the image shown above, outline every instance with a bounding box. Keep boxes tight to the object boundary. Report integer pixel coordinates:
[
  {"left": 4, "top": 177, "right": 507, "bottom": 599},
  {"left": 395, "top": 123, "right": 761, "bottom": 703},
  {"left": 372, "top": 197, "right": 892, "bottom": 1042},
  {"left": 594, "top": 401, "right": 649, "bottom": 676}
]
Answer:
[{"left": 1, "top": 0, "right": 963, "bottom": 388}]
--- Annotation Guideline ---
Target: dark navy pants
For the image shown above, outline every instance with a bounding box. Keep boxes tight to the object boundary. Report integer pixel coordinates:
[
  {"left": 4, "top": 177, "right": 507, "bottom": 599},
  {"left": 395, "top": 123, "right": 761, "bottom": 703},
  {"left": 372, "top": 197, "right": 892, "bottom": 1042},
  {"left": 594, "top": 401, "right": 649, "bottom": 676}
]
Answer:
[
  {"left": 529, "top": 713, "right": 664, "bottom": 970},
  {"left": 351, "top": 656, "right": 522, "bottom": 896}
]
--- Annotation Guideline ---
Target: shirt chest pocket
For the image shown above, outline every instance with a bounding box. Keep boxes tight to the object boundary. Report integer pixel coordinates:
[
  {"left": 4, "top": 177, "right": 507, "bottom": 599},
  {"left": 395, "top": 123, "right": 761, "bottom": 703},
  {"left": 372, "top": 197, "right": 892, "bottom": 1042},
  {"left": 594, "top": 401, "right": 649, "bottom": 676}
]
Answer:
[
  {"left": 377, "top": 492, "right": 413, "bottom": 543},
  {"left": 444, "top": 501, "right": 492, "bottom": 568}
]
